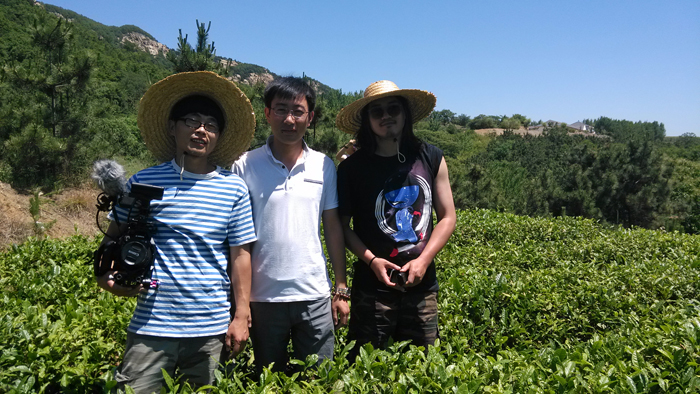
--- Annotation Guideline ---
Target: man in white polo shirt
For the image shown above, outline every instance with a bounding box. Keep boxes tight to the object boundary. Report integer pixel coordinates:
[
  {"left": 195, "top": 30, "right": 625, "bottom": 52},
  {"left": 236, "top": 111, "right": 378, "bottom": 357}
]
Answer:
[{"left": 232, "top": 76, "right": 349, "bottom": 374}]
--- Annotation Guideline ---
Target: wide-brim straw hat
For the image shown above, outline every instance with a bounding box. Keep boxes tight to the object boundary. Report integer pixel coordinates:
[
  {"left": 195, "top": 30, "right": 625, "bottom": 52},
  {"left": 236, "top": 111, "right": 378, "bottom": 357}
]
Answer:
[
  {"left": 137, "top": 71, "right": 255, "bottom": 168},
  {"left": 336, "top": 80, "right": 436, "bottom": 135}
]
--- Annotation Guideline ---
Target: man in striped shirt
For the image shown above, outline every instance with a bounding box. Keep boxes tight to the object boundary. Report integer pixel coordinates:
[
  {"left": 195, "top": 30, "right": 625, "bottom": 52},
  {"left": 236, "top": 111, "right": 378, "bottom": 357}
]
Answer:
[{"left": 96, "top": 72, "right": 257, "bottom": 393}]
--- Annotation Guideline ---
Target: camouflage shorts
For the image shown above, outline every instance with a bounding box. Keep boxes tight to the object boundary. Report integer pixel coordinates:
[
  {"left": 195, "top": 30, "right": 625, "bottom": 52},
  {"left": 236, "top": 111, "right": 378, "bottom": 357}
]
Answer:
[{"left": 348, "top": 287, "right": 438, "bottom": 358}]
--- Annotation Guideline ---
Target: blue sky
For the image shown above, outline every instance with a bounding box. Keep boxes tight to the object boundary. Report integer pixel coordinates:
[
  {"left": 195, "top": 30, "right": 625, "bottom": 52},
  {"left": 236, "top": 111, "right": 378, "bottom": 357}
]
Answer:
[{"left": 46, "top": 0, "right": 699, "bottom": 136}]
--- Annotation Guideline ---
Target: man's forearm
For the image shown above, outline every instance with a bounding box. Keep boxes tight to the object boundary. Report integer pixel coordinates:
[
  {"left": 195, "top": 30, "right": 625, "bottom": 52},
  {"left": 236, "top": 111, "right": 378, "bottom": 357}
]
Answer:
[
  {"left": 340, "top": 216, "right": 375, "bottom": 265},
  {"left": 323, "top": 209, "right": 347, "bottom": 288},
  {"left": 229, "top": 244, "right": 252, "bottom": 316}
]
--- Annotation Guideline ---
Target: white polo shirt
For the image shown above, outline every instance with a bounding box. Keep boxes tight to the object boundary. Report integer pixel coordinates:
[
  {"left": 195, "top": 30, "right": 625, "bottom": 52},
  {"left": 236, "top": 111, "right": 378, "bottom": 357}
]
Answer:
[{"left": 232, "top": 138, "right": 338, "bottom": 302}]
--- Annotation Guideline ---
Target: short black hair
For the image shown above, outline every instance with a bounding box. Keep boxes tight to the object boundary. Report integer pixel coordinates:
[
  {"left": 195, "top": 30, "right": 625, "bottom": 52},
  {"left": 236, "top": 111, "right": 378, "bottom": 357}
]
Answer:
[
  {"left": 264, "top": 76, "right": 316, "bottom": 112},
  {"left": 170, "top": 95, "right": 226, "bottom": 133}
]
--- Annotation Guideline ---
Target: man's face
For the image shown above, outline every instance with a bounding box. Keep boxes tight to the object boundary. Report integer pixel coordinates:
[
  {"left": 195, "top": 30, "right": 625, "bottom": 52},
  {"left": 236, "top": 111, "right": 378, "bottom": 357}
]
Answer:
[
  {"left": 169, "top": 112, "right": 220, "bottom": 158},
  {"left": 367, "top": 96, "right": 405, "bottom": 141},
  {"left": 265, "top": 94, "right": 314, "bottom": 148}
]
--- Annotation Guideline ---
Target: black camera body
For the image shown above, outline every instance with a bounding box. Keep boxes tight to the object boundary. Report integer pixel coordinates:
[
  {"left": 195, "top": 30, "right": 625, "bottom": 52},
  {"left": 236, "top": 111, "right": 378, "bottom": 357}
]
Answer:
[
  {"left": 388, "top": 269, "right": 408, "bottom": 287},
  {"left": 94, "top": 183, "right": 164, "bottom": 288}
]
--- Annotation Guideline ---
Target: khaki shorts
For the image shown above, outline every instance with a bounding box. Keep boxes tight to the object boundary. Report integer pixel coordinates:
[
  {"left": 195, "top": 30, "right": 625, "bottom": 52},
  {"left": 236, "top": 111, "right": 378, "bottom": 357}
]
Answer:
[
  {"left": 115, "top": 332, "right": 224, "bottom": 394},
  {"left": 347, "top": 287, "right": 438, "bottom": 361}
]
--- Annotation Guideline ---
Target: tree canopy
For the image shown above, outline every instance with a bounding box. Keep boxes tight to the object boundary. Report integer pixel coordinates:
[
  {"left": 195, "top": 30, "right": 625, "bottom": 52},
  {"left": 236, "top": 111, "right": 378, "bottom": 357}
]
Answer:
[{"left": 0, "top": 0, "right": 697, "bottom": 233}]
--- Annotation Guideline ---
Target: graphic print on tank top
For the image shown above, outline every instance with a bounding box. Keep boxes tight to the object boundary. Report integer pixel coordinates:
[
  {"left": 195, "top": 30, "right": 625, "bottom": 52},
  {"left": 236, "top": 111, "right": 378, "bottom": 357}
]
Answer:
[{"left": 374, "top": 160, "right": 433, "bottom": 264}]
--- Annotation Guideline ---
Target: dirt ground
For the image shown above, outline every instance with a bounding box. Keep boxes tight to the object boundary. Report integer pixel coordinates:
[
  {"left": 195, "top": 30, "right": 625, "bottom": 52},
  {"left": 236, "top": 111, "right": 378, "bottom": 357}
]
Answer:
[{"left": 0, "top": 182, "right": 104, "bottom": 250}]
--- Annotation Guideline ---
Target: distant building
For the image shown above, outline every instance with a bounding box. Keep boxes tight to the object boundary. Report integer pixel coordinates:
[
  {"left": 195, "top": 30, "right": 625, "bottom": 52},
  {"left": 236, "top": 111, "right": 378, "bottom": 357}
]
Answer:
[
  {"left": 568, "top": 121, "right": 595, "bottom": 133},
  {"left": 528, "top": 120, "right": 595, "bottom": 134}
]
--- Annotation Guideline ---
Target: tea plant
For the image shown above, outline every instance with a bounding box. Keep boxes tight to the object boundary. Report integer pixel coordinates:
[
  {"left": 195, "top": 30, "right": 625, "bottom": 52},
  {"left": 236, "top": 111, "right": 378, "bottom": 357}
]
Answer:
[
  {"left": 1, "top": 210, "right": 699, "bottom": 392},
  {"left": 28, "top": 190, "right": 56, "bottom": 239}
]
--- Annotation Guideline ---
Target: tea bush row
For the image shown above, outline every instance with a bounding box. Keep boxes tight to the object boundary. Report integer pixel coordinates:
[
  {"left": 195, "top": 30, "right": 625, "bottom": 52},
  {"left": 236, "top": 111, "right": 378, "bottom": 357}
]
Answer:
[{"left": 1, "top": 210, "right": 699, "bottom": 392}]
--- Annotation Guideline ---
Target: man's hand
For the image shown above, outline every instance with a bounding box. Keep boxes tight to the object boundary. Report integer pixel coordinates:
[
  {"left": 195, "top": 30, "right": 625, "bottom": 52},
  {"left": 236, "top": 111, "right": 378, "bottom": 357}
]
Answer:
[
  {"left": 399, "top": 257, "right": 430, "bottom": 287},
  {"left": 226, "top": 313, "right": 250, "bottom": 356},
  {"left": 96, "top": 270, "right": 144, "bottom": 297},
  {"left": 331, "top": 295, "right": 350, "bottom": 328},
  {"left": 370, "top": 257, "right": 402, "bottom": 287}
]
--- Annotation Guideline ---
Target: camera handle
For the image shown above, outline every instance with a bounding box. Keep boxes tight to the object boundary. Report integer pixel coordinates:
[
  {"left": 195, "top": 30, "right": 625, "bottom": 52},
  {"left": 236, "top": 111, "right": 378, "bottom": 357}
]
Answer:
[{"left": 93, "top": 240, "right": 119, "bottom": 277}]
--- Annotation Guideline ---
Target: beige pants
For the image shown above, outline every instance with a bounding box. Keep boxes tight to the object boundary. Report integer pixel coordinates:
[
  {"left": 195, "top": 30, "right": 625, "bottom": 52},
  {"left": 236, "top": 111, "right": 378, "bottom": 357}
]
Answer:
[{"left": 115, "top": 332, "right": 224, "bottom": 394}]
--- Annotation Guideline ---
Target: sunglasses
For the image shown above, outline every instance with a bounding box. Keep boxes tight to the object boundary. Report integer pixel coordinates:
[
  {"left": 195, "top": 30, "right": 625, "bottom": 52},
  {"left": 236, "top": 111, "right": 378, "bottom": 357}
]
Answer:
[{"left": 368, "top": 104, "right": 403, "bottom": 120}]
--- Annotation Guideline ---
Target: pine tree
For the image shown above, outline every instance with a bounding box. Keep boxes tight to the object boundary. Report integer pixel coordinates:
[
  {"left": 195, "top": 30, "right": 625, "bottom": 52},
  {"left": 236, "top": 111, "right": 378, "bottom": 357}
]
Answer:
[
  {"left": 167, "top": 20, "right": 225, "bottom": 74},
  {"left": 1, "top": 12, "right": 92, "bottom": 188}
]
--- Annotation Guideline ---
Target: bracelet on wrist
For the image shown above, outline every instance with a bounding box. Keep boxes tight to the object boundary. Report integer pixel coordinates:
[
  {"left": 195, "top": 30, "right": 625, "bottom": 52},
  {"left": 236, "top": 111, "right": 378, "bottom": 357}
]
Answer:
[
  {"left": 333, "top": 287, "right": 351, "bottom": 300},
  {"left": 368, "top": 256, "right": 377, "bottom": 267}
]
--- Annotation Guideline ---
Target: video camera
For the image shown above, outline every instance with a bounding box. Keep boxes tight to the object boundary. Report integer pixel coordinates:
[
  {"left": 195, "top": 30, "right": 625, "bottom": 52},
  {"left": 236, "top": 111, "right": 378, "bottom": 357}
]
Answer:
[{"left": 92, "top": 160, "right": 163, "bottom": 288}]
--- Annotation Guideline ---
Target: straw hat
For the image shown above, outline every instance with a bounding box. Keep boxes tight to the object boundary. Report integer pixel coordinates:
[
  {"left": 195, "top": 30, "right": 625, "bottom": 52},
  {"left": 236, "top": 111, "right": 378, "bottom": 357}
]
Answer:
[
  {"left": 137, "top": 71, "right": 255, "bottom": 168},
  {"left": 336, "top": 80, "right": 436, "bottom": 134}
]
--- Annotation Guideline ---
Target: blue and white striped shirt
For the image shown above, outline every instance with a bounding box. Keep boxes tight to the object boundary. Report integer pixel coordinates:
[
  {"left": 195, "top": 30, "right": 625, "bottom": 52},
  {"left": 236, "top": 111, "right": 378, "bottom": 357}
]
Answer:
[{"left": 111, "top": 160, "right": 256, "bottom": 337}]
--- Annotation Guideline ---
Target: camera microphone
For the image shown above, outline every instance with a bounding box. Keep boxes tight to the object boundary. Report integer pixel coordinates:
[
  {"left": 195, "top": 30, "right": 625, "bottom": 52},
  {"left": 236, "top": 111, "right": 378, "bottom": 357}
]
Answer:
[{"left": 92, "top": 159, "right": 127, "bottom": 198}]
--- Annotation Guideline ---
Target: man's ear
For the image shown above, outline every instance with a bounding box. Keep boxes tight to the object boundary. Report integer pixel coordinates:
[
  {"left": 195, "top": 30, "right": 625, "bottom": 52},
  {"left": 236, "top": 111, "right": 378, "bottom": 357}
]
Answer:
[
  {"left": 168, "top": 120, "right": 176, "bottom": 136},
  {"left": 264, "top": 107, "right": 271, "bottom": 123},
  {"left": 306, "top": 111, "right": 315, "bottom": 127}
]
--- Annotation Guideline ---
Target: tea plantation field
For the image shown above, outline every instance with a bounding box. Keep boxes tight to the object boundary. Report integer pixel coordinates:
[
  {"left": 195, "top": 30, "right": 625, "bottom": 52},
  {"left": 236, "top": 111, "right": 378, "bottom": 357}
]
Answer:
[{"left": 1, "top": 209, "right": 699, "bottom": 393}]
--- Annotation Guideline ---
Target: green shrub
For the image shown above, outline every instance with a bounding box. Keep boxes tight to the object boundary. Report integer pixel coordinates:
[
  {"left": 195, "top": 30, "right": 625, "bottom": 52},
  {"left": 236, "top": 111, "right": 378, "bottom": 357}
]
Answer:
[
  {"left": 1, "top": 211, "right": 699, "bottom": 392},
  {"left": 3, "top": 125, "right": 66, "bottom": 190}
]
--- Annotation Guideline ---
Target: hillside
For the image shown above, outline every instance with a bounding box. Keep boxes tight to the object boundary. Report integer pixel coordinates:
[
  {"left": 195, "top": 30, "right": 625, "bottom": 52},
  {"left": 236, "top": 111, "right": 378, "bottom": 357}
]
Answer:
[
  {"left": 1, "top": 0, "right": 334, "bottom": 94},
  {"left": 3, "top": 0, "right": 700, "bottom": 236},
  {"left": 39, "top": 2, "right": 275, "bottom": 85},
  {"left": 0, "top": 182, "right": 100, "bottom": 249},
  {"left": 41, "top": 2, "right": 342, "bottom": 94}
]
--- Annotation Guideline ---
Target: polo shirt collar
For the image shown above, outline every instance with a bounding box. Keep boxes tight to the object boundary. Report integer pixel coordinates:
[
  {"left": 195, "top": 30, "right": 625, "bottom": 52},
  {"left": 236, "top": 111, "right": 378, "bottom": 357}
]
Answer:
[{"left": 263, "top": 136, "right": 309, "bottom": 166}]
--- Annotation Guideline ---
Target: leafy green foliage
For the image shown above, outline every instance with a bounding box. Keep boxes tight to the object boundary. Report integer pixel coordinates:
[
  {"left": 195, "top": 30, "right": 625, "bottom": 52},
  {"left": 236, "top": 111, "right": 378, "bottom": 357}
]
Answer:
[
  {"left": 0, "top": 10, "right": 93, "bottom": 189},
  {"left": 28, "top": 189, "right": 55, "bottom": 238},
  {"left": 1, "top": 0, "right": 699, "bottom": 235},
  {"left": 509, "top": 114, "right": 531, "bottom": 128},
  {"left": 448, "top": 127, "right": 680, "bottom": 230},
  {"left": 500, "top": 116, "right": 521, "bottom": 131},
  {"left": 0, "top": 0, "right": 700, "bottom": 233},
  {"left": 0, "top": 236, "right": 132, "bottom": 393},
  {"left": 2, "top": 124, "right": 66, "bottom": 189},
  {"left": 0, "top": 0, "right": 168, "bottom": 190},
  {"left": 41, "top": 3, "right": 157, "bottom": 45},
  {"left": 167, "top": 20, "right": 224, "bottom": 74},
  {"left": 469, "top": 114, "right": 499, "bottom": 130},
  {"left": 589, "top": 116, "right": 666, "bottom": 142},
  {"left": 2, "top": 211, "right": 699, "bottom": 392}
]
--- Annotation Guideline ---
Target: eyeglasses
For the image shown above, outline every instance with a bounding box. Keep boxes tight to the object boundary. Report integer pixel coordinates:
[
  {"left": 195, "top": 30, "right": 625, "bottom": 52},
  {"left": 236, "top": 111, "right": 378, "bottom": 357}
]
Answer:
[
  {"left": 368, "top": 104, "right": 403, "bottom": 120},
  {"left": 179, "top": 118, "right": 219, "bottom": 133},
  {"left": 271, "top": 107, "right": 309, "bottom": 120}
]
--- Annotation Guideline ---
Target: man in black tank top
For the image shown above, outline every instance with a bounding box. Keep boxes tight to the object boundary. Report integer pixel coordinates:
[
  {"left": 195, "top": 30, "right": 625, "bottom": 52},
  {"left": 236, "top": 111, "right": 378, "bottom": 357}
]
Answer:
[{"left": 336, "top": 81, "right": 457, "bottom": 361}]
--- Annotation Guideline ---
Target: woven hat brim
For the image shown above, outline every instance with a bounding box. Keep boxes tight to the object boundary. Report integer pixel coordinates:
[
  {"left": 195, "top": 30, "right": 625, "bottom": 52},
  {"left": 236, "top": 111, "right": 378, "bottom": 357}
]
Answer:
[
  {"left": 137, "top": 71, "right": 255, "bottom": 168},
  {"left": 336, "top": 89, "right": 436, "bottom": 135}
]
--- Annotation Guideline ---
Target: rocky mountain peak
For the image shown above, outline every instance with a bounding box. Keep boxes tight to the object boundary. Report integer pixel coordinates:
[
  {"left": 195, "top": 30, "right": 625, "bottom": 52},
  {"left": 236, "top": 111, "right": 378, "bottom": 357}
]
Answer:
[
  {"left": 230, "top": 72, "right": 274, "bottom": 86},
  {"left": 120, "top": 32, "right": 169, "bottom": 56}
]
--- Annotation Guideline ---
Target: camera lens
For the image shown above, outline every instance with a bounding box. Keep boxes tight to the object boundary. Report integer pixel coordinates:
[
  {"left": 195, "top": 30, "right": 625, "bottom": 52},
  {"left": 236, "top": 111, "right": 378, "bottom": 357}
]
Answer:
[{"left": 121, "top": 240, "right": 152, "bottom": 267}]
